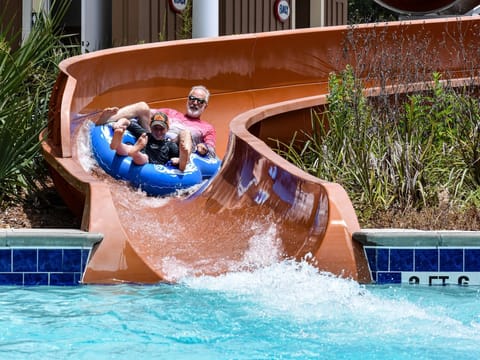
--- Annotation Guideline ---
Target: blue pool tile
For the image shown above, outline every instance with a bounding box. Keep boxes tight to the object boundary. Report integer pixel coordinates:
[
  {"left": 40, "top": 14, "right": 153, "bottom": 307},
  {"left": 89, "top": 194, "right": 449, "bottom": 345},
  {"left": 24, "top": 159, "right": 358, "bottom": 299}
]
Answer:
[
  {"left": 440, "top": 249, "right": 464, "bottom": 272},
  {"left": 50, "top": 273, "right": 77, "bottom": 286},
  {"left": 390, "top": 249, "right": 413, "bottom": 271},
  {"left": 415, "top": 249, "right": 438, "bottom": 271},
  {"left": 13, "top": 249, "right": 37, "bottom": 272},
  {"left": 0, "top": 249, "right": 11, "bottom": 272},
  {"left": 377, "top": 249, "right": 390, "bottom": 271},
  {"left": 74, "top": 272, "right": 83, "bottom": 284},
  {"left": 0, "top": 247, "right": 90, "bottom": 286},
  {"left": 465, "top": 249, "right": 480, "bottom": 271},
  {"left": 24, "top": 273, "right": 49, "bottom": 286},
  {"left": 364, "top": 248, "right": 377, "bottom": 271},
  {"left": 38, "top": 249, "right": 63, "bottom": 272},
  {"left": 377, "top": 272, "right": 401, "bottom": 284},
  {"left": 63, "top": 249, "right": 82, "bottom": 272},
  {"left": 0, "top": 273, "right": 23, "bottom": 285},
  {"left": 81, "top": 250, "right": 90, "bottom": 271}
]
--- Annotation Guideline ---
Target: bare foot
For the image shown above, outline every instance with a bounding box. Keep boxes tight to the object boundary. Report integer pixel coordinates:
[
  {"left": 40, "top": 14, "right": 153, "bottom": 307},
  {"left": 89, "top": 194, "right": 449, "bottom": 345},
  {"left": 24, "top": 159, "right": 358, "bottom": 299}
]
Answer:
[
  {"left": 113, "top": 117, "right": 130, "bottom": 130},
  {"left": 178, "top": 130, "right": 192, "bottom": 171},
  {"left": 97, "top": 107, "right": 119, "bottom": 125},
  {"left": 128, "top": 133, "right": 148, "bottom": 156},
  {"left": 110, "top": 127, "right": 125, "bottom": 150}
]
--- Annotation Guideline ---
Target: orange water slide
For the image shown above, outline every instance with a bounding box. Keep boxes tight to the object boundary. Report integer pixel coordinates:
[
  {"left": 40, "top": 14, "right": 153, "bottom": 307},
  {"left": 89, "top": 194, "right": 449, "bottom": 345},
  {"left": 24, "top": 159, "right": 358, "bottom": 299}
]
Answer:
[{"left": 42, "top": 17, "right": 480, "bottom": 284}]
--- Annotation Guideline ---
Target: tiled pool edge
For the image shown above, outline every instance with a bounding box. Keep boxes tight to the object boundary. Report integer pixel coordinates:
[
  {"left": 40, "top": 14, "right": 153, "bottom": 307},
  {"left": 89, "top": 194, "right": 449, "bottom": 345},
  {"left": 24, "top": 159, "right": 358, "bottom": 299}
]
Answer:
[
  {"left": 3, "top": 228, "right": 479, "bottom": 286},
  {"left": 355, "top": 229, "right": 480, "bottom": 286},
  {"left": 0, "top": 229, "right": 102, "bottom": 286}
]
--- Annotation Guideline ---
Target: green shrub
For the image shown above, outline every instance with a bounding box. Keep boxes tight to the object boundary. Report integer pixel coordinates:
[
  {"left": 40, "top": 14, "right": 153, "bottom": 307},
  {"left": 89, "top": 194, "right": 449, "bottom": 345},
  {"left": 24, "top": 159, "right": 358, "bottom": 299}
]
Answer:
[
  {"left": 275, "top": 67, "right": 480, "bottom": 223},
  {"left": 0, "top": 1, "right": 76, "bottom": 206}
]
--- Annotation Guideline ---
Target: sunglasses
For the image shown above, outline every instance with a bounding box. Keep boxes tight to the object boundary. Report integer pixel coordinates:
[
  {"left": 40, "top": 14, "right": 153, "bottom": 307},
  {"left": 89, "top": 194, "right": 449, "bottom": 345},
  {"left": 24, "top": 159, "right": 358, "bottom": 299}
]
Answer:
[{"left": 188, "top": 95, "right": 207, "bottom": 104}]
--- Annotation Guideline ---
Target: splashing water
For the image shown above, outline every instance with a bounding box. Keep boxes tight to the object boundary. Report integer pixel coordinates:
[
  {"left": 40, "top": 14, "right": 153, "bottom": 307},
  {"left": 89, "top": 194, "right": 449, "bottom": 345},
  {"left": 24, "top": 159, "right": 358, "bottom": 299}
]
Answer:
[
  {"left": 75, "top": 117, "right": 285, "bottom": 280},
  {"left": 159, "top": 221, "right": 283, "bottom": 281},
  {"left": 75, "top": 119, "right": 97, "bottom": 173},
  {"left": 60, "top": 116, "right": 480, "bottom": 358}
]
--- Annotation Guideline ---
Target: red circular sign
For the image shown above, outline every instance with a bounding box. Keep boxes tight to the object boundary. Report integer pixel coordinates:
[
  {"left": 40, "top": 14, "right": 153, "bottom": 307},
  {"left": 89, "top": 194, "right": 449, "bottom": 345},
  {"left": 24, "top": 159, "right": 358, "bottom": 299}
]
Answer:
[
  {"left": 274, "top": 0, "right": 291, "bottom": 22},
  {"left": 169, "top": 0, "right": 188, "bottom": 13}
]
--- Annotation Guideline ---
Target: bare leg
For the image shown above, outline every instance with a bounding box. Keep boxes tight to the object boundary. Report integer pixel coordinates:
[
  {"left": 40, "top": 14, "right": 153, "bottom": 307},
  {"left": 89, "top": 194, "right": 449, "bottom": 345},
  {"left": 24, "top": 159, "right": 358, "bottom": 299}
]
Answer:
[
  {"left": 110, "top": 128, "right": 124, "bottom": 151},
  {"left": 109, "top": 117, "right": 133, "bottom": 154},
  {"left": 128, "top": 133, "right": 149, "bottom": 165},
  {"left": 96, "top": 102, "right": 151, "bottom": 129},
  {"left": 114, "top": 102, "right": 151, "bottom": 130},
  {"left": 110, "top": 128, "right": 130, "bottom": 156},
  {"left": 178, "top": 129, "right": 192, "bottom": 171},
  {"left": 96, "top": 107, "right": 119, "bottom": 125},
  {"left": 113, "top": 117, "right": 131, "bottom": 129}
]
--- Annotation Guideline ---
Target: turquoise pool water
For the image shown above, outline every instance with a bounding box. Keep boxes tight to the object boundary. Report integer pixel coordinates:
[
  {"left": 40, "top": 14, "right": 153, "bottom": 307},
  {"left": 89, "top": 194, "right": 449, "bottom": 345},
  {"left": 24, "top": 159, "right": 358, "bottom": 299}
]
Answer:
[{"left": 1, "top": 260, "right": 479, "bottom": 359}]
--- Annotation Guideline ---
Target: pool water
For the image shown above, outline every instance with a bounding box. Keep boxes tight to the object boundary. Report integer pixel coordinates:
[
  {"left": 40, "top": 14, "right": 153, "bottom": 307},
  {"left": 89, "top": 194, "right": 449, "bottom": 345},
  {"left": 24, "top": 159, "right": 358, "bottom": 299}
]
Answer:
[{"left": 1, "top": 261, "right": 479, "bottom": 359}]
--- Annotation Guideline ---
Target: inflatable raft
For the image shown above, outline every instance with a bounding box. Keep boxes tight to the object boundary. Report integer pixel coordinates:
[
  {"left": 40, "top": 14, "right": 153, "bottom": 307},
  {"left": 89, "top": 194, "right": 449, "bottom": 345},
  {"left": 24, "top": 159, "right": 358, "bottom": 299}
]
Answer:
[{"left": 90, "top": 123, "right": 221, "bottom": 196}]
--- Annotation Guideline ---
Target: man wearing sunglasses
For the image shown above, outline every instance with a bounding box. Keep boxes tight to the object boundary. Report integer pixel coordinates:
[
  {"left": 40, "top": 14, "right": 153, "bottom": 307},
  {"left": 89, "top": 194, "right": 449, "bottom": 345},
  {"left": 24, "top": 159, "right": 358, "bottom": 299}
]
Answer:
[
  {"left": 161, "top": 85, "right": 216, "bottom": 170},
  {"left": 96, "top": 85, "right": 216, "bottom": 172}
]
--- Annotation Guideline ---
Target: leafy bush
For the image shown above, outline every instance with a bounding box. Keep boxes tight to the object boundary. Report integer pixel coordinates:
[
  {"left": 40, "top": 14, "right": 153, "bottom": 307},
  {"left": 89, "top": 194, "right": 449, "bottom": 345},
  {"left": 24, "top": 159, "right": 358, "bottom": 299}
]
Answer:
[
  {"left": 0, "top": 2, "right": 75, "bottom": 206},
  {"left": 275, "top": 66, "right": 480, "bottom": 223}
]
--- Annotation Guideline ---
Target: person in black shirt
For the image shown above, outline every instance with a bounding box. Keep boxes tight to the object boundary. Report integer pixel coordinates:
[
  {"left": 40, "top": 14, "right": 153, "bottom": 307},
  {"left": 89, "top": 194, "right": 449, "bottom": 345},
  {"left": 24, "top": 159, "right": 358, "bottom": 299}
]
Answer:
[{"left": 109, "top": 111, "right": 180, "bottom": 166}]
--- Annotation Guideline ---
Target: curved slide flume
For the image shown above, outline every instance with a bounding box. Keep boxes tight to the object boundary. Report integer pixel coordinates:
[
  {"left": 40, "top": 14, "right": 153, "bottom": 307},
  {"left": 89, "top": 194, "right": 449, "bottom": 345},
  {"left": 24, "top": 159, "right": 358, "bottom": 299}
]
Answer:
[{"left": 41, "top": 17, "right": 480, "bottom": 284}]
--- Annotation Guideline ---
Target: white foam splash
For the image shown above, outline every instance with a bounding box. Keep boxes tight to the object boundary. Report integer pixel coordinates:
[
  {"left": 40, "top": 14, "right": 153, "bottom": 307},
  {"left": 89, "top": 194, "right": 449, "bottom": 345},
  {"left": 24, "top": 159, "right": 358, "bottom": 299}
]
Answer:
[
  {"left": 159, "top": 256, "right": 195, "bottom": 280},
  {"left": 238, "top": 223, "right": 282, "bottom": 270},
  {"left": 76, "top": 120, "right": 97, "bottom": 173},
  {"left": 182, "top": 260, "right": 480, "bottom": 342}
]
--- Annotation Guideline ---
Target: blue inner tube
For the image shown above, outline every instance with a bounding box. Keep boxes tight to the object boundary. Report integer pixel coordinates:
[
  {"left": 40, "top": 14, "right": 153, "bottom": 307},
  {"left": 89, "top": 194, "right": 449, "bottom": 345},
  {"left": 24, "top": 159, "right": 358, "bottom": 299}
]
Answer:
[{"left": 90, "top": 124, "right": 221, "bottom": 196}]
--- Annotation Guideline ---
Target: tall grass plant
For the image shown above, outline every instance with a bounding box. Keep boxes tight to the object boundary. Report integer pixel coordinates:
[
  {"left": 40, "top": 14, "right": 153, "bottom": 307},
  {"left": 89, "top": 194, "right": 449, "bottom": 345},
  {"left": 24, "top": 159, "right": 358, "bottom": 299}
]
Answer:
[
  {"left": 0, "top": 1, "right": 75, "bottom": 206},
  {"left": 276, "top": 66, "right": 480, "bottom": 224}
]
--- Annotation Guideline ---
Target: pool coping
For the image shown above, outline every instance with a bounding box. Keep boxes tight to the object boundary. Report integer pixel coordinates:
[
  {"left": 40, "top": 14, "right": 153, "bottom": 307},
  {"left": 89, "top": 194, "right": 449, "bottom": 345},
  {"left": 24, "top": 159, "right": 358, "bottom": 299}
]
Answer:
[
  {"left": 0, "top": 229, "right": 103, "bottom": 247},
  {"left": 353, "top": 229, "right": 480, "bottom": 247}
]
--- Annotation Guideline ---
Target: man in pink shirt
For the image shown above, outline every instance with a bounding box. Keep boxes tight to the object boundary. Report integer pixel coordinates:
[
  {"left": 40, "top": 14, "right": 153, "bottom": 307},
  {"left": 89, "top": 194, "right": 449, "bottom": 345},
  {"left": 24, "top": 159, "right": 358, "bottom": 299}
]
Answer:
[
  {"left": 160, "top": 85, "right": 216, "bottom": 157},
  {"left": 97, "top": 85, "right": 216, "bottom": 171}
]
